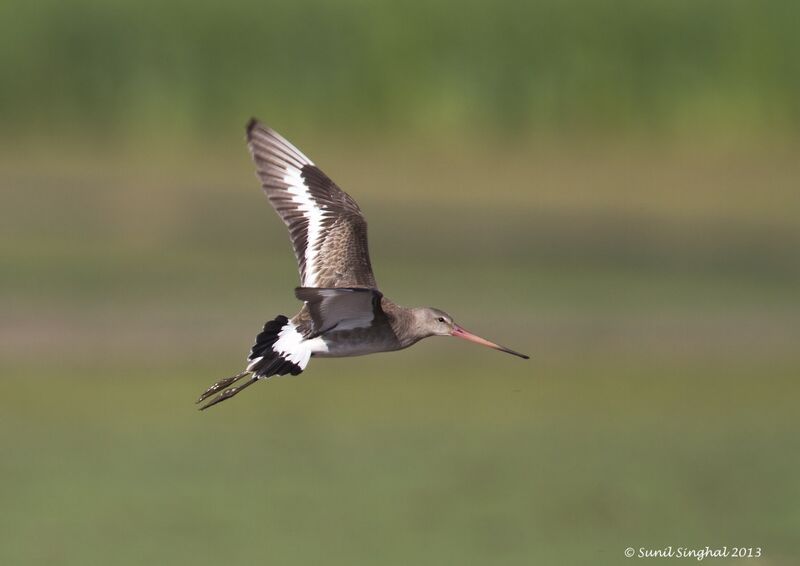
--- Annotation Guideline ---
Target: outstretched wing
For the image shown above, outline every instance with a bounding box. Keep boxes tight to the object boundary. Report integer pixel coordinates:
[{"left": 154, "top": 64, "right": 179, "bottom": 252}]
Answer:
[
  {"left": 246, "top": 119, "right": 377, "bottom": 288},
  {"left": 295, "top": 287, "right": 388, "bottom": 337}
]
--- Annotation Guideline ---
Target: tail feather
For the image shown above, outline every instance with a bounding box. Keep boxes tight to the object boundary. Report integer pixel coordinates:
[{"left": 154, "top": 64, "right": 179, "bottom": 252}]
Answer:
[
  {"left": 249, "top": 315, "right": 288, "bottom": 361},
  {"left": 247, "top": 315, "right": 308, "bottom": 378}
]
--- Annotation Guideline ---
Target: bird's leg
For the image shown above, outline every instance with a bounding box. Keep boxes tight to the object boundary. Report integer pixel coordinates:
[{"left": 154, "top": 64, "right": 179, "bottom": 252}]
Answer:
[
  {"left": 196, "top": 370, "right": 250, "bottom": 404},
  {"left": 198, "top": 376, "right": 259, "bottom": 411}
]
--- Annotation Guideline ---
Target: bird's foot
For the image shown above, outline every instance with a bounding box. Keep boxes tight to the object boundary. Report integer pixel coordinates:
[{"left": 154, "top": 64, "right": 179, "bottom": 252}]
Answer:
[
  {"left": 196, "top": 370, "right": 250, "bottom": 408},
  {"left": 197, "top": 376, "right": 259, "bottom": 411}
]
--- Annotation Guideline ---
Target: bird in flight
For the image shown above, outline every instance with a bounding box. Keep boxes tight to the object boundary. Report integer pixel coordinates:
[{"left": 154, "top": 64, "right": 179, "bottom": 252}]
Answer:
[{"left": 197, "top": 119, "right": 528, "bottom": 410}]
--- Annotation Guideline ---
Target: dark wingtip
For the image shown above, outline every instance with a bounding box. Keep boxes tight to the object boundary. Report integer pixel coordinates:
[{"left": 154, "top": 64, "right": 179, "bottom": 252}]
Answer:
[{"left": 246, "top": 117, "right": 260, "bottom": 138}]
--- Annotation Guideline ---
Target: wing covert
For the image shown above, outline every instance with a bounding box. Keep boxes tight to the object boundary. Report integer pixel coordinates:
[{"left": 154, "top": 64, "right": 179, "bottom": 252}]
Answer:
[{"left": 295, "top": 287, "right": 387, "bottom": 337}]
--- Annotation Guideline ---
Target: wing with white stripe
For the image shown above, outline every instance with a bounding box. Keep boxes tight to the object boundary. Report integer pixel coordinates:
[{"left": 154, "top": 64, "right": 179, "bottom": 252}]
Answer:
[{"left": 246, "top": 119, "right": 377, "bottom": 288}]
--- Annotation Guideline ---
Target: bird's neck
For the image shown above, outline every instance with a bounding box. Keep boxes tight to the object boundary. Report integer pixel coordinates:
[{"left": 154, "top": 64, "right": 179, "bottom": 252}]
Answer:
[{"left": 387, "top": 303, "right": 432, "bottom": 348}]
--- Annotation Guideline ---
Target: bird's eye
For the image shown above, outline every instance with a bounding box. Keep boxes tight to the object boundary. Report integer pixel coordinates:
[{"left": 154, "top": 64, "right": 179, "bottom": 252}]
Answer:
[{"left": 437, "top": 317, "right": 446, "bottom": 323}]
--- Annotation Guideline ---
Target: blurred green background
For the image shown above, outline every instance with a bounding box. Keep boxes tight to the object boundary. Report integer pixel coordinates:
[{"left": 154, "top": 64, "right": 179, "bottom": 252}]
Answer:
[{"left": 1, "top": 1, "right": 799, "bottom": 565}]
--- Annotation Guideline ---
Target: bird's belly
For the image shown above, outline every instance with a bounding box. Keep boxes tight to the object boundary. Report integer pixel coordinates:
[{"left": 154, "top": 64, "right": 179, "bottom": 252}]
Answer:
[{"left": 313, "top": 328, "right": 402, "bottom": 358}]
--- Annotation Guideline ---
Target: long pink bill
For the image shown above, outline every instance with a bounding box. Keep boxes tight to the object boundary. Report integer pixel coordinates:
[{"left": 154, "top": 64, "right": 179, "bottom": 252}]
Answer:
[{"left": 451, "top": 325, "right": 529, "bottom": 360}]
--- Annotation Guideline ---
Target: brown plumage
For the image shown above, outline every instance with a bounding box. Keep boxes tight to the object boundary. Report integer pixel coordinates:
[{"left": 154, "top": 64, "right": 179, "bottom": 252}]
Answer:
[{"left": 196, "top": 119, "right": 528, "bottom": 410}]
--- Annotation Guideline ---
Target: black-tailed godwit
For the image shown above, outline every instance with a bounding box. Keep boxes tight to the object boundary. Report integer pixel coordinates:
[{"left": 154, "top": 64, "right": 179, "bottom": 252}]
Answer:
[{"left": 197, "top": 119, "right": 528, "bottom": 409}]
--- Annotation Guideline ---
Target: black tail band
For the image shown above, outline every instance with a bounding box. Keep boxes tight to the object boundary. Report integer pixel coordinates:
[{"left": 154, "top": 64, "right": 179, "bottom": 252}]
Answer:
[{"left": 247, "top": 315, "right": 303, "bottom": 378}]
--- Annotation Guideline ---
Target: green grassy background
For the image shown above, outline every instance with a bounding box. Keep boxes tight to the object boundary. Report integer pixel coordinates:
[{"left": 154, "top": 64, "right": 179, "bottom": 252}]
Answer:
[
  {"left": 2, "top": 1, "right": 800, "bottom": 565},
  {"left": 2, "top": 0, "right": 800, "bottom": 140}
]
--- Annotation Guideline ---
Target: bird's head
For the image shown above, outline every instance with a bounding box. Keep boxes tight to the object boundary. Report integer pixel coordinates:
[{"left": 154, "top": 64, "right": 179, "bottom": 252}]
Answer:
[{"left": 415, "top": 307, "right": 529, "bottom": 359}]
